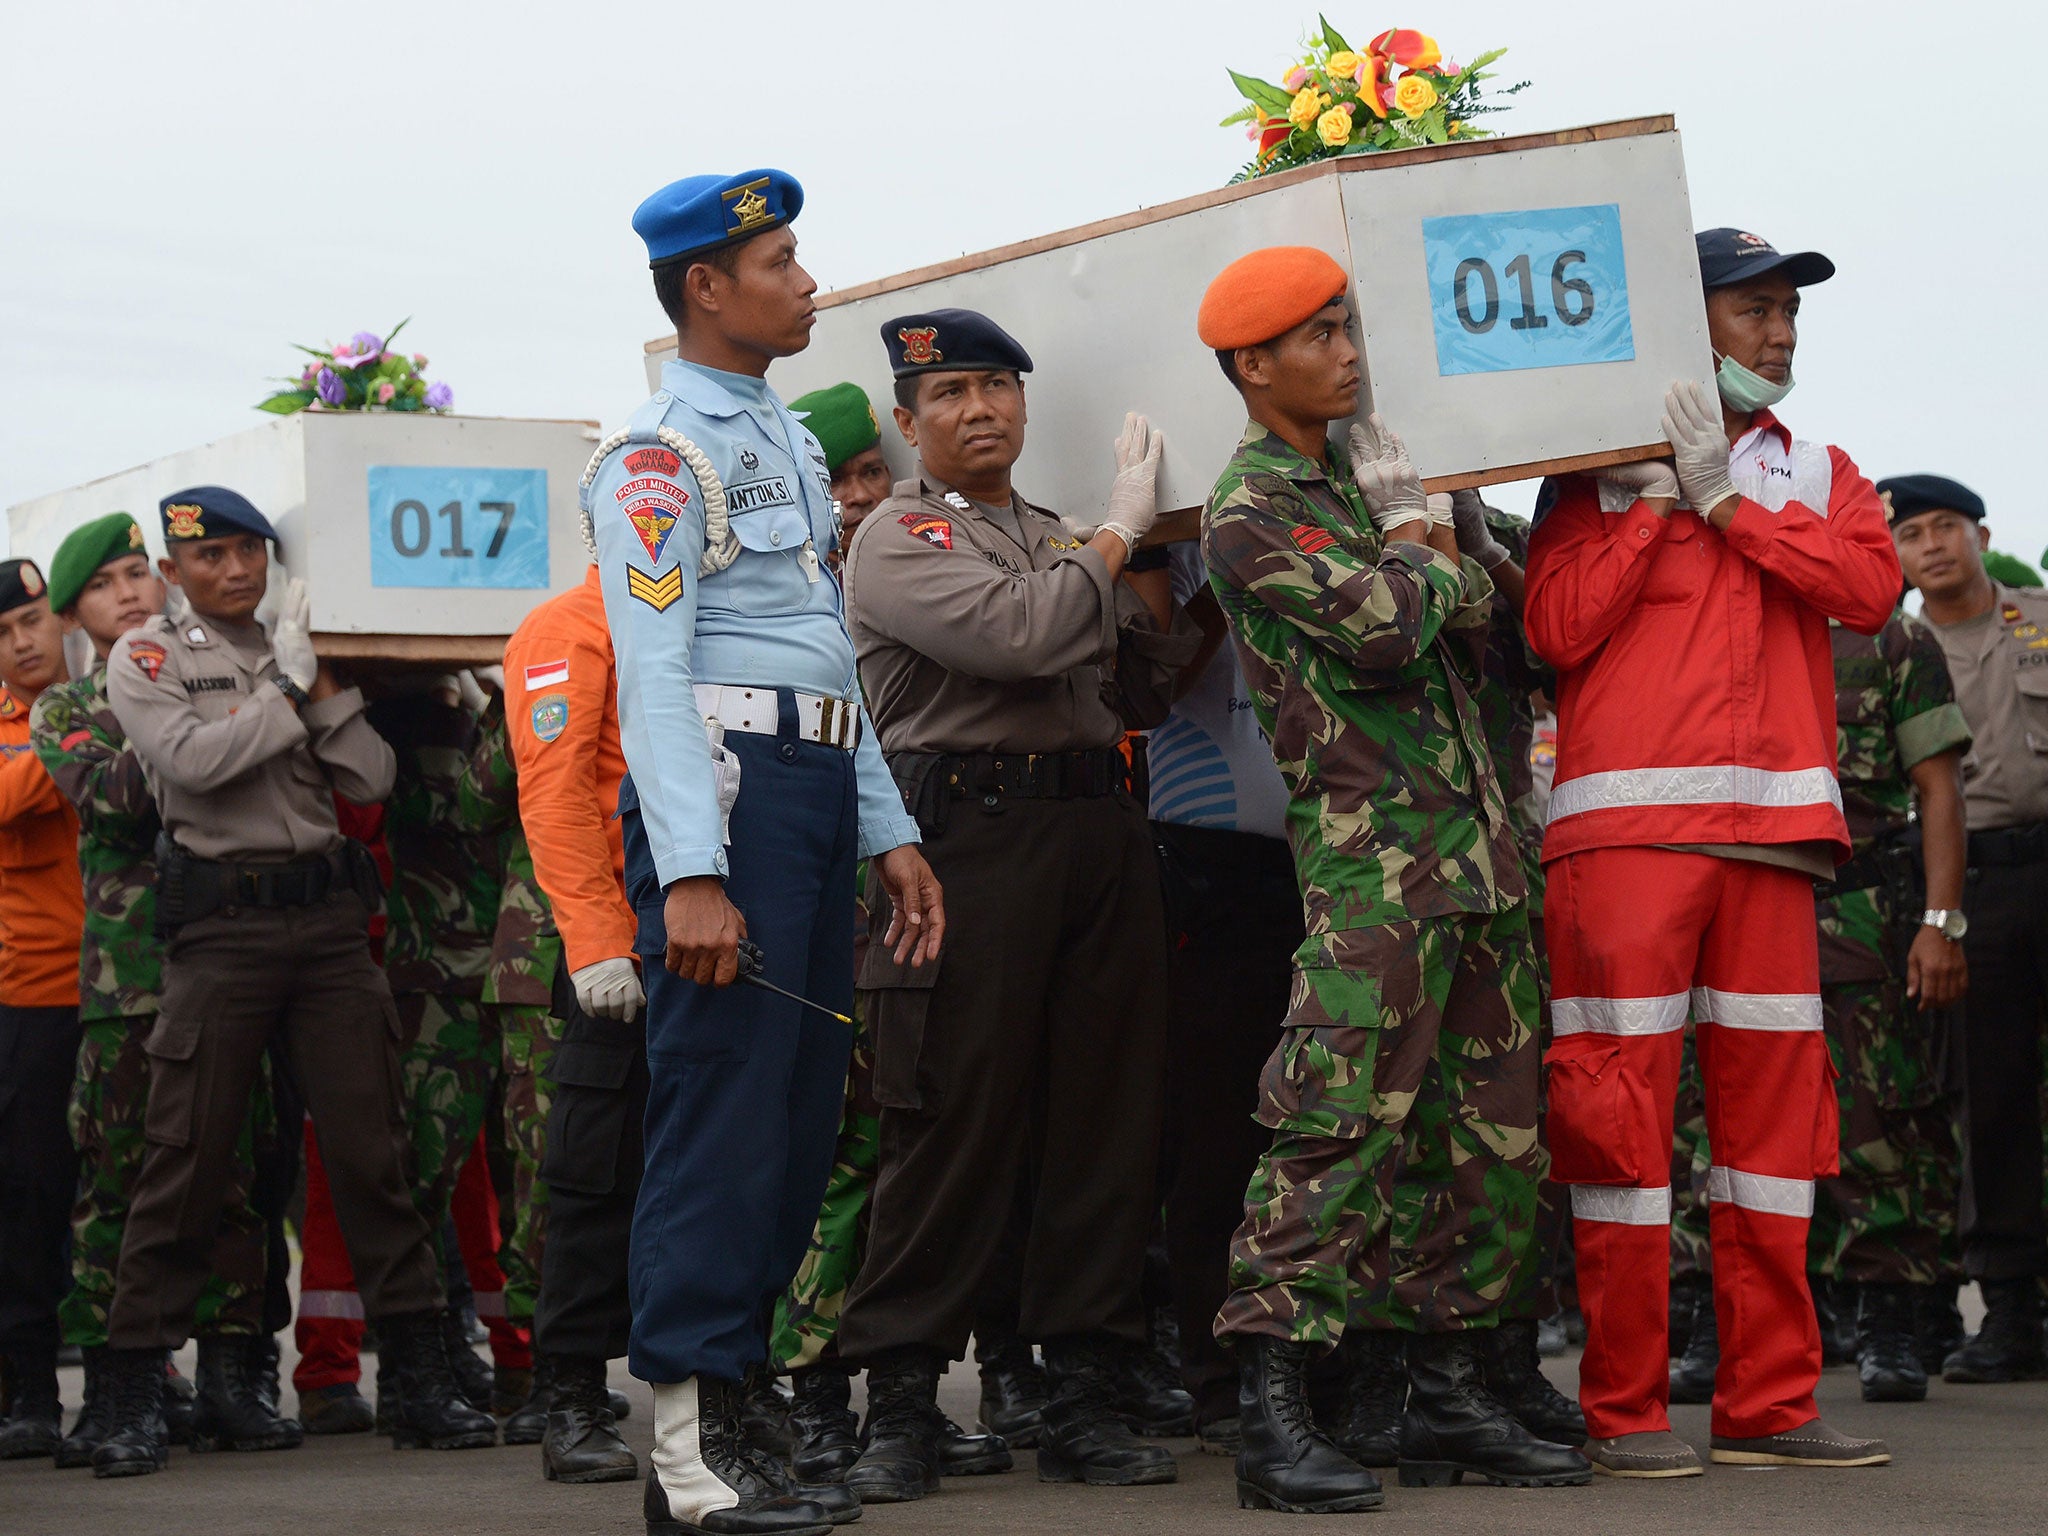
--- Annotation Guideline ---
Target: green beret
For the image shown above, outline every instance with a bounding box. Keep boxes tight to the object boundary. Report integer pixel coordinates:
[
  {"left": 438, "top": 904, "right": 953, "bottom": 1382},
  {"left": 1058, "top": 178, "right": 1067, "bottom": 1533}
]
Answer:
[
  {"left": 49, "top": 513, "right": 148, "bottom": 612},
  {"left": 792, "top": 382, "right": 881, "bottom": 474},
  {"left": 1984, "top": 550, "right": 2042, "bottom": 589}
]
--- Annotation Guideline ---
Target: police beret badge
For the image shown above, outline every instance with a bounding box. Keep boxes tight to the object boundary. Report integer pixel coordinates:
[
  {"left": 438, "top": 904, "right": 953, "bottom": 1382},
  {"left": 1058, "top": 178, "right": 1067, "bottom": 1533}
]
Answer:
[{"left": 165, "top": 504, "right": 206, "bottom": 540}]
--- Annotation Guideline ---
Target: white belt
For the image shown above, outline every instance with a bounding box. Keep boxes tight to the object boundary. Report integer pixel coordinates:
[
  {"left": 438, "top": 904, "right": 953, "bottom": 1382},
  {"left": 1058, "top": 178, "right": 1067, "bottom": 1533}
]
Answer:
[{"left": 694, "top": 683, "right": 860, "bottom": 750}]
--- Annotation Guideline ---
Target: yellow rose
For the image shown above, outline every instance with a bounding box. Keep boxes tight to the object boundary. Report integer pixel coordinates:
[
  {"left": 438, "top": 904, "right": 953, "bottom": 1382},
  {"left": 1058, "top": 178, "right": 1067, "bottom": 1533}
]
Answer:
[
  {"left": 1286, "top": 85, "right": 1322, "bottom": 129},
  {"left": 1393, "top": 73, "right": 1438, "bottom": 116},
  {"left": 1326, "top": 49, "right": 1363, "bottom": 81},
  {"left": 1316, "top": 107, "right": 1353, "bottom": 148}
]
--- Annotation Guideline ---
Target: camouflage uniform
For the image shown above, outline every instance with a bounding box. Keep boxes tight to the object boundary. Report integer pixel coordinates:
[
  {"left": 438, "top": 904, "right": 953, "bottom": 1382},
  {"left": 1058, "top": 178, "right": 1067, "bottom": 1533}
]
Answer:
[
  {"left": 30, "top": 666, "right": 267, "bottom": 1347},
  {"left": 460, "top": 704, "right": 562, "bottom": 1326},
  {"left": 372, "top": 695, "right": 504, "bottom": 1250},
  {"left": 1203, "top": 426, "right": 1539, "bottom": 1346},
  {"left": 771, "top": 864, "right": 878, "bottom": 1370}
]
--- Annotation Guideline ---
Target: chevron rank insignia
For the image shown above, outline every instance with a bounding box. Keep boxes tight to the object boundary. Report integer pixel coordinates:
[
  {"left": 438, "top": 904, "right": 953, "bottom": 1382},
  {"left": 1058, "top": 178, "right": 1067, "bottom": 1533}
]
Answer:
[{"left": 627, "top": 566, "right": 684, "bottom": 613}]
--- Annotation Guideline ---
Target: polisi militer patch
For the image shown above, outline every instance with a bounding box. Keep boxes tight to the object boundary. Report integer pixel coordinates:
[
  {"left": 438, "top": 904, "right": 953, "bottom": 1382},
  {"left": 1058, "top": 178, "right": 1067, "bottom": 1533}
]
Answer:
[
  {"left": 530, "top": 693, "right": 569, "bottom": 743},
  {"left": 128, "top": 641, "right": 168, "bottom": 681}
]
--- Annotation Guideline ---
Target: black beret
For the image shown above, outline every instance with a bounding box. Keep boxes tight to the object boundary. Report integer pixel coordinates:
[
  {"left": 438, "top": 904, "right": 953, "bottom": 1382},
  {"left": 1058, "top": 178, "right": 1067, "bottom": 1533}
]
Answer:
[
  {"left": 882, "top": 308, "right": 1033, "bottom": 378},
  {"left": 160, "top": 486, "right": 280, "bottom": 544},
  {"left": 1876, "top": 473, "right": 1985, "bottom": 526},
  {"left": 0, "top": 559, "right": 49, "bottom": 616}
]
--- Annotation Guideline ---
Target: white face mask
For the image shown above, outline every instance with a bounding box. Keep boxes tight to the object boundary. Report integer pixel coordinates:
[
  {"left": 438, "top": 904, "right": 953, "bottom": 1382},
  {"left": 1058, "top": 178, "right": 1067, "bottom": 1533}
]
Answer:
[{"left": 1714, "top": 351, "right": 1794, "bottom": 413}]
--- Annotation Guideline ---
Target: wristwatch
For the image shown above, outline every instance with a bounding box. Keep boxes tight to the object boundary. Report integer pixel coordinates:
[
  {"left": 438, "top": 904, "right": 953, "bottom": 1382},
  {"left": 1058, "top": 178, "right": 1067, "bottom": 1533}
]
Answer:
[
  {"left": 273, "top": 674, "right": 310, "bottom": 710},
  {"left": 1922, "top": 908, "right": 1968, "bottom": 942}
]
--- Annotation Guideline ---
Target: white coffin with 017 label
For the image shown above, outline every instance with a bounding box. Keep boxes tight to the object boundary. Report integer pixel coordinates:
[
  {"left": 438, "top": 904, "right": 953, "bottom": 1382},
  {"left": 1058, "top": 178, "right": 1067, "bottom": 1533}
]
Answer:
[
  {"left": 645, "top": 116, "right": 1708, "bottom": 531},
  {"left": 6, "top": 412, "right": 601, "bottom": 663}
]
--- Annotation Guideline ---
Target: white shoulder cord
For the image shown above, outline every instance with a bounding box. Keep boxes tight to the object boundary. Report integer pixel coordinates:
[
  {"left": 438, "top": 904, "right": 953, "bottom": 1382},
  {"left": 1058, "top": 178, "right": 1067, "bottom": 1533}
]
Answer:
[{"left": 579, "top": 426, "right": 738, "bottom": 576}]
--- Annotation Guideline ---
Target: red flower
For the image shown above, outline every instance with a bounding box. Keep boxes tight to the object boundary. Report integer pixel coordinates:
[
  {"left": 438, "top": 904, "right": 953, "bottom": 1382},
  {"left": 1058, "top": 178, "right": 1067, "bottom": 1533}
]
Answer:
[
  {"left": 1356, "top": 51, "right": 1389, "bottom": 118},
  {"left": 1369, "top": 28, "right": 1442, "bottom": 70}
]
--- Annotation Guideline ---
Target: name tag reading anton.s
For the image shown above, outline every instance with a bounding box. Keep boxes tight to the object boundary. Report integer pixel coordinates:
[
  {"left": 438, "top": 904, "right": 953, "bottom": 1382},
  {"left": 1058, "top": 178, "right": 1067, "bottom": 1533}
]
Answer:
[{"left": 1421, "top": 203, "right": 1636, "bottom": 377}]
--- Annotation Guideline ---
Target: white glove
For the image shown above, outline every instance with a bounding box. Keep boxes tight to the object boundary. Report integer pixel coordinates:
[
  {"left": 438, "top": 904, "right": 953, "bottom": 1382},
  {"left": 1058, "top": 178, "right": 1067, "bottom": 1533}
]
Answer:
[
  {"left": 1662, "top": 381, "right": 1737, "bottom": 513},
  {"left": 1101, "top": 412, "right": 1165, "bottom": 548},
  {"left": 1346, "top": 413, "right": 1430, "bottom": 533},
  {"left": 1424, "top": 492, "right": 1455, "bottom": 529},
  {"left": 455, "top": 670, "right": 489, "bottom": 715},
  {"left": 571, "top": 957, "right": 644, "bottom": 1023},
  {"left": 269, "top": 578, "right": 317, "bottom": 691},
  {"left": 706, "top": 718, "right": 742, "bottom": 846},
  {"left": 1596, "top": 458, "right": 1682, "bottom": 506},
  {"left": 1449, "top": 490, "right": 1512, "bottom": 567}
]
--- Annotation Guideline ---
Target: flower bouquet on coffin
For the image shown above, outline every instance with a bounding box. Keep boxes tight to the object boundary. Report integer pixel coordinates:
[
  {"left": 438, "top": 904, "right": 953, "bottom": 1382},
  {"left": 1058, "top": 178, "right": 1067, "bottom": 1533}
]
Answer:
[
  {"left": 257, "top": 319, "right": 454, "bottom": 414},
  {"left": 1222, "top": 16, "right": 1525, "bottom": 182}
]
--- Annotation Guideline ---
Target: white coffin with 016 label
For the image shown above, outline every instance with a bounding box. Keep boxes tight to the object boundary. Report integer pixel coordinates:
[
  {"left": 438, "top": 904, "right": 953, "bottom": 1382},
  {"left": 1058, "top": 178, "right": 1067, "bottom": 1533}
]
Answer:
[
  {"left": 645, "top": 116, "right": 1707, "bottom": 532},
  {"left": 7, "top": 413, "right": 601, "bottom": 663}
]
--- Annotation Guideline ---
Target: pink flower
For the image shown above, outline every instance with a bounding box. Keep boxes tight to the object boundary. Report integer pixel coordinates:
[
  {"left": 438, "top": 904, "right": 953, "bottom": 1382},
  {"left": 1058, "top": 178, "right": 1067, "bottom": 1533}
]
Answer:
[
  {"left": 1440, "top": 59, "right": 1463, "bottom": 75},
  {"left": 376, "top": 381, "right": 397, "bottom": 404},
  {"left": 1283, "top": 65, "right": 1311, "bottom": 90}
]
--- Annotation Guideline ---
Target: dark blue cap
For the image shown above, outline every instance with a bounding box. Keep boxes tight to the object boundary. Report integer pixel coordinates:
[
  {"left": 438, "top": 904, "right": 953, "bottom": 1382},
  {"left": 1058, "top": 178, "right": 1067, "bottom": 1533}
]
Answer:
[
  {"left": 634, "top": 169, "right": 803, "bottom": 270},
  {"left": 1695, "top": 227, "right": 1835, "bottom": 290},
  {"left": 159, "top": 486, "right": 279, "bottom": 544},
  {"left": 1876, "top": 473, "right": 1985, "bottom": 525},
  {"left": 881, "top": 309, "right": 1034, "bottom": 378},
  {"left": 0, "top": 559, "right": 48, "bottom": 616}
]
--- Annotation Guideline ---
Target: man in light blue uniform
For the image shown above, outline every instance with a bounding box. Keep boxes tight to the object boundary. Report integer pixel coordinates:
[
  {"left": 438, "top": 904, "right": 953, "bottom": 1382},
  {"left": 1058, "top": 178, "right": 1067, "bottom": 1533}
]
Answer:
[{"left": 584, "top": 166, "right": 943, "bottom": 1536}]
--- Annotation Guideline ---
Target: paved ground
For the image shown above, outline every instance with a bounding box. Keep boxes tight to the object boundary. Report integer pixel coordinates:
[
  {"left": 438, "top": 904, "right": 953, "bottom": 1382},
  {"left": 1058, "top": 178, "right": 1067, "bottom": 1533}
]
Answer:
[{"left": 6, "top": 1331, "right": 2045, "bottom": 1536}]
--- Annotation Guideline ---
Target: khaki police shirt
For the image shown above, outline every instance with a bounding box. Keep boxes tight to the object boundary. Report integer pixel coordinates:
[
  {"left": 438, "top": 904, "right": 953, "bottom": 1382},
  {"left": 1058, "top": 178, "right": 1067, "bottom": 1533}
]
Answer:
[
  {"left": 1929, "top": 581, "right": 2048, "bottom": 832},
  {"left": 107, "top": 612, "right": 396, "bottom": 862},
  {"left": 842, "top": 470, "right": 1202, "bottom": 755}
]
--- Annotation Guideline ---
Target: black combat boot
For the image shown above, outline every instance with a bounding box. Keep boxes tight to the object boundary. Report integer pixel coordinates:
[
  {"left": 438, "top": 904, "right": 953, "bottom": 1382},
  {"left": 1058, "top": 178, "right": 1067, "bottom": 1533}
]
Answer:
[
  {"left": 1233, "top": 1336, "right": 1383, "bottom": 1513},
  {"left": 442, "top": 1306, "right": 496, "bottom": 1411},
  {"left": 1036, "top": 1335, "right": 1178, "bottom": 1486},
  {"left": 844, "top": 1349, "right": 944, "bottom": 1504},
  {"left": 787, "top": 1366, "right": 859, "bottom": 1482},
  {"left": 740, "top": 1364, "right": 793, "bottom": 1458},
  {"left": 1916, "top": 1280, "right": 1965, "bottom": 1375},
  {"left": 376, "top": 1309, "right": 499, "bottom": 1449},
  {"left": 1483, "top": 1320, "right": 1587, "bottom": 1443},
  {"left": 56, "top": 1347, "right": 113, "bottom": 1468},
  {"left": 1943, "top": 1278, "right": 2048, "bottom": 1383},
  {"left": 504, "top": 1353, "right": 555, "bottom": 1444},
  {"left": 161, "top": 1361, "right": 197, "bottom": 1446},
  {"left": 493, "top": 1364, "right": 533, "bottom": 1418},
  {"left": 1398, "top": 1332, "right": 1591, "bottom": 1488},
  {"left": 91, "top": 1347, "right": 170, "bottom": 1478},
  {"left": 543, "top": 1353, "right": 638, "bottom": 1484},
  {"left": 189, "top": 1334, "right": 303, "bottom": 1452},
  {"left": 937, "top": 1414, "right": 1012, "bottom": 1476},
  {"left": 298, "top": 1382, "right": 376, "bottom": 1435},
  {"left": 0, "top": 1349, "right": 62, "bottom": 1460},
  {"left": 1112, "top": 1327, "right": 1195, "bottom": 1438},
  {"left": 1814, "top": 1275, "right": 1858, "bottom": 1367},
  {"left": 254, "top": 1332, "right": 285, "bottom": 1415},
  {"left": 645, "top": 1375, "right": 834, "bottom": 1535},
  {"left": 1330, "top": 1329, "right": 1405, "bottom": 1467},
  {"left": 1668, "top": 1275, "right": 1718, "bottom": 1404},
  {"left": 1855, "top": 1283, "right": 1928, "bottom": 1403},
  {"left": 975, "top": 1336, "right": 1047, "bottom": 1447}
]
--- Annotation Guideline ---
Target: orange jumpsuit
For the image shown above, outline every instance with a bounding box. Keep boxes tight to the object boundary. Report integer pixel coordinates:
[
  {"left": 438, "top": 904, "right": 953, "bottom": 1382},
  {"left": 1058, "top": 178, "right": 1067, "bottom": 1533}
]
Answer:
[{"left": 0, "top": 688, "right": 84, "bottom": 1006}]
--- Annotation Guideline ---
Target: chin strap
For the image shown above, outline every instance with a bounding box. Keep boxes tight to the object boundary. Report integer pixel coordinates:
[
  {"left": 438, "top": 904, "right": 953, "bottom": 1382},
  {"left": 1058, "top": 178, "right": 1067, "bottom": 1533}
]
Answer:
[{"left": 579, "top": 427, "right": 737, "bottom": 576}]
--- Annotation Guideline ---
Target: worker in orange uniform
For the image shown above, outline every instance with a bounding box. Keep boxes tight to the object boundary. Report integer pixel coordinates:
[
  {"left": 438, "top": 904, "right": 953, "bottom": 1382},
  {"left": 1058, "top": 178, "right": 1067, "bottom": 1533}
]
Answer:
[
  {"left": 501, "top": 562, "right": 641, "bottom": 1485},
  {"left": 0, "top": 557, "right": 87, "bottom": 1460}
]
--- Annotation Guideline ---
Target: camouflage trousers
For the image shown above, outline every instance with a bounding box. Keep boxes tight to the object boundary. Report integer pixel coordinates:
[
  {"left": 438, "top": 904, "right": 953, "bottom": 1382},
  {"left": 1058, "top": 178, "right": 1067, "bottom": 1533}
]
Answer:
[
  {"left": 62, "top": 1014, "right": 268, "bottom": 1347},
  {"left": 395, "top": 993, "right": 500, "bottom": 1239},
  {"left": 1670, "top": 1035, "right": 1712, "bottom": 1280},
  {"left": 1215, "top": 905, "right": 1543, "bottom": 1345},
  {"left": 493, "top": 1002, "right": 560, "bottom": 1326},
  {"left": 771, "top": 1006, "right": 879, "bottom": 1371}
]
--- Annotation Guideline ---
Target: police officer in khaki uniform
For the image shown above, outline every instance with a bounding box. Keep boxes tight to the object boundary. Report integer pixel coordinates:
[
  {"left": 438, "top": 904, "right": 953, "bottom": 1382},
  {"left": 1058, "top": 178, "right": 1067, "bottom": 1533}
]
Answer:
[
  {"left": 1888, "top": 472, "right": 2048, "bottom": 1384},
  {"left": 837, "top": 310, "right": 1200, "bottom": 1502},
  {"left": 91, "top": 487, "right": 495, "bottom": 1477}
]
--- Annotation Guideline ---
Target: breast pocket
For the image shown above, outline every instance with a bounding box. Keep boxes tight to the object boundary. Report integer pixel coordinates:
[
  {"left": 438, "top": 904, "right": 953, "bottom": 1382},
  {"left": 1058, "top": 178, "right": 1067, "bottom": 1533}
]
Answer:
[
  {"left": 709, "top": 506, "right": 817, "bottom": 616},
  {"left": 1638, "top": 516, "right": 1707, "bottom": 609},
  {"left": 2016, "top": 657, "right": 2048, "bottom": 755}
]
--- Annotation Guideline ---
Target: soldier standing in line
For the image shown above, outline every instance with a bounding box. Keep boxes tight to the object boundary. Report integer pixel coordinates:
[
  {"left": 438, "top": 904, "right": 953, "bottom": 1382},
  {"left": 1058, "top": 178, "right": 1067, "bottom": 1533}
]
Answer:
[
  {"left": 1195, "top": 247, "right": 1587, "bottom": 1513},
  {"left": 0, "top": 557, "right": 89, "bottom": 1462},
  {"left": 29, "top": 515, "right": 281, "bottom": 1465},
  {"left": 92, "top": 487, "right": 493, "bottom": 1475},
  {"left": 836, "top": 308, "right": 1197, "bottom": 1502},
  {"left": 790, "top": 382, "right": 894, "bottom": 570}
]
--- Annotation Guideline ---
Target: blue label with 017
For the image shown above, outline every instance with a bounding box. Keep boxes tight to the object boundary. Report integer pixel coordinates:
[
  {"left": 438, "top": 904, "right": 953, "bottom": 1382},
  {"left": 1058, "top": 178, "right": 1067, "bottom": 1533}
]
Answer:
[
  {"left": 367, "top": 466, "right": 551, "bottom": 589},
  {"left": 1421, "top": 203, "right": 1636, "bottom": 376}
]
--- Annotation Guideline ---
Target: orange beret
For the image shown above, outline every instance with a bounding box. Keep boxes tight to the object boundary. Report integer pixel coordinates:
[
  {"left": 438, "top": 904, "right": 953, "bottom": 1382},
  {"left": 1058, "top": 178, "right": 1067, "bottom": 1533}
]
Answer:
[{"left": 1197, "top": 246, "right": 1350, "bottom": 350}]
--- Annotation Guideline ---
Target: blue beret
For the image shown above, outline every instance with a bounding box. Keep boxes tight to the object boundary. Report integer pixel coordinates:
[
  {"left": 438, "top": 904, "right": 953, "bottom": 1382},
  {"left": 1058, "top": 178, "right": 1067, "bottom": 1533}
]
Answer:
[
  {"left": 881, "top": 309, "right": 1034, "bottom": 378},
  {"left": 159, "top": 486, "right": 279, "bottom": 544},
  {"left": 635, "top": 169, "right": 804, "bottom": 270},
  {"left": 1876, "top": 473, "right": 1985, "bottom": 525}
]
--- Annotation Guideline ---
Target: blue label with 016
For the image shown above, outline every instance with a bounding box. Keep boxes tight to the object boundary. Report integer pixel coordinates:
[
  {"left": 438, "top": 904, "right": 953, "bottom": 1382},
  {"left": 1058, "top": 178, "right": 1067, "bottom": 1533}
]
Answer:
[
  {"left": 1421, "top": 203, "right": 1636, "bottom": 376},
  {"left": 367, "top": 466, "right": 551, "bottom": 589}
]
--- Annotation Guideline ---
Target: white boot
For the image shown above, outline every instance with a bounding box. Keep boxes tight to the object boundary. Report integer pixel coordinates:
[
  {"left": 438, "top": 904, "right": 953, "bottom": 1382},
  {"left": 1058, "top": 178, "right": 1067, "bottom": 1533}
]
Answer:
[{"left": 645, "top": 1376, "right": 833, "bottom": 1534}]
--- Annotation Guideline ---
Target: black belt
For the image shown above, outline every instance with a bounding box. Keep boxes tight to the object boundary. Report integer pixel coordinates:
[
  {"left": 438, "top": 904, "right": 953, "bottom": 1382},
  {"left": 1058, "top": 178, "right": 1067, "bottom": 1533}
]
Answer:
[
  {"left": 156, "top": 834, "right": 380, "bottom": 935},
  {"left": 934, "top": 748, "right": 1130, "bottom": 801},
  {"left": 1968, "top": 821, "right": 2048, "bottom": 868}
]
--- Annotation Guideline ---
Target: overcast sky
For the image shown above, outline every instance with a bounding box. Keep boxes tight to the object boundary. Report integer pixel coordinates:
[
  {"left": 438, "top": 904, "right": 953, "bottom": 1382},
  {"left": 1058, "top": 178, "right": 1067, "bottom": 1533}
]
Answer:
[{"left": 6, "top": 1, "right": 2043, "bottom": 561}]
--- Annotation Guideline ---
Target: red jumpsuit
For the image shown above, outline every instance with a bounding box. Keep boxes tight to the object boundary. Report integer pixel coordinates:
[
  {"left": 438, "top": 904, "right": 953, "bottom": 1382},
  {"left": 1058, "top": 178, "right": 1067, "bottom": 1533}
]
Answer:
[{"left": 1525, "top": 413, "right": 1899, "bottom": 1441}]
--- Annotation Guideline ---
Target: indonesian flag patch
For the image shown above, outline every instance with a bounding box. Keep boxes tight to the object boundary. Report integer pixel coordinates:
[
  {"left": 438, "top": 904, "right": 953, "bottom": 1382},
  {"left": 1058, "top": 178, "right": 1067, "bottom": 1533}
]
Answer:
[
  {"left": 523, "top": 659, "right": 570, "bottom": 691},
  {"left": 129, "top": 641, "right": 167, "bottom": 682},
  {"left": 899, "top": 512, "right": 953, "bottom": 550}
]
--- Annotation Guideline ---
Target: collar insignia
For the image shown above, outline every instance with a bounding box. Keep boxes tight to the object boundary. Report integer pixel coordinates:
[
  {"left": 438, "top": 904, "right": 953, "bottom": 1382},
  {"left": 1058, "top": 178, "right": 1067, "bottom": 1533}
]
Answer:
[{"left": 942, "top": 491, "right": 970, "bottom": 511}]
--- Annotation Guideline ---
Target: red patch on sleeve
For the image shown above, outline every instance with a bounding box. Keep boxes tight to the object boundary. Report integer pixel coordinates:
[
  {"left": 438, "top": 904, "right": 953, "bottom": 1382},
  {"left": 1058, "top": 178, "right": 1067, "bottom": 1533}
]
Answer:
[
  {"left": 128, "top": 641, "right": 167, "bottom": 682},
  {"left": 624, "top": 447, "right": 682, "bottom": 477},
  {"left": 898, "top": 512, "right": 954, "bottom": 550},
  {"left": 60, "top": 729, "right": 92, "bottom": 751},
  {"left": 1291, "top": 525, "right": 1337, "bottom": 555}
]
